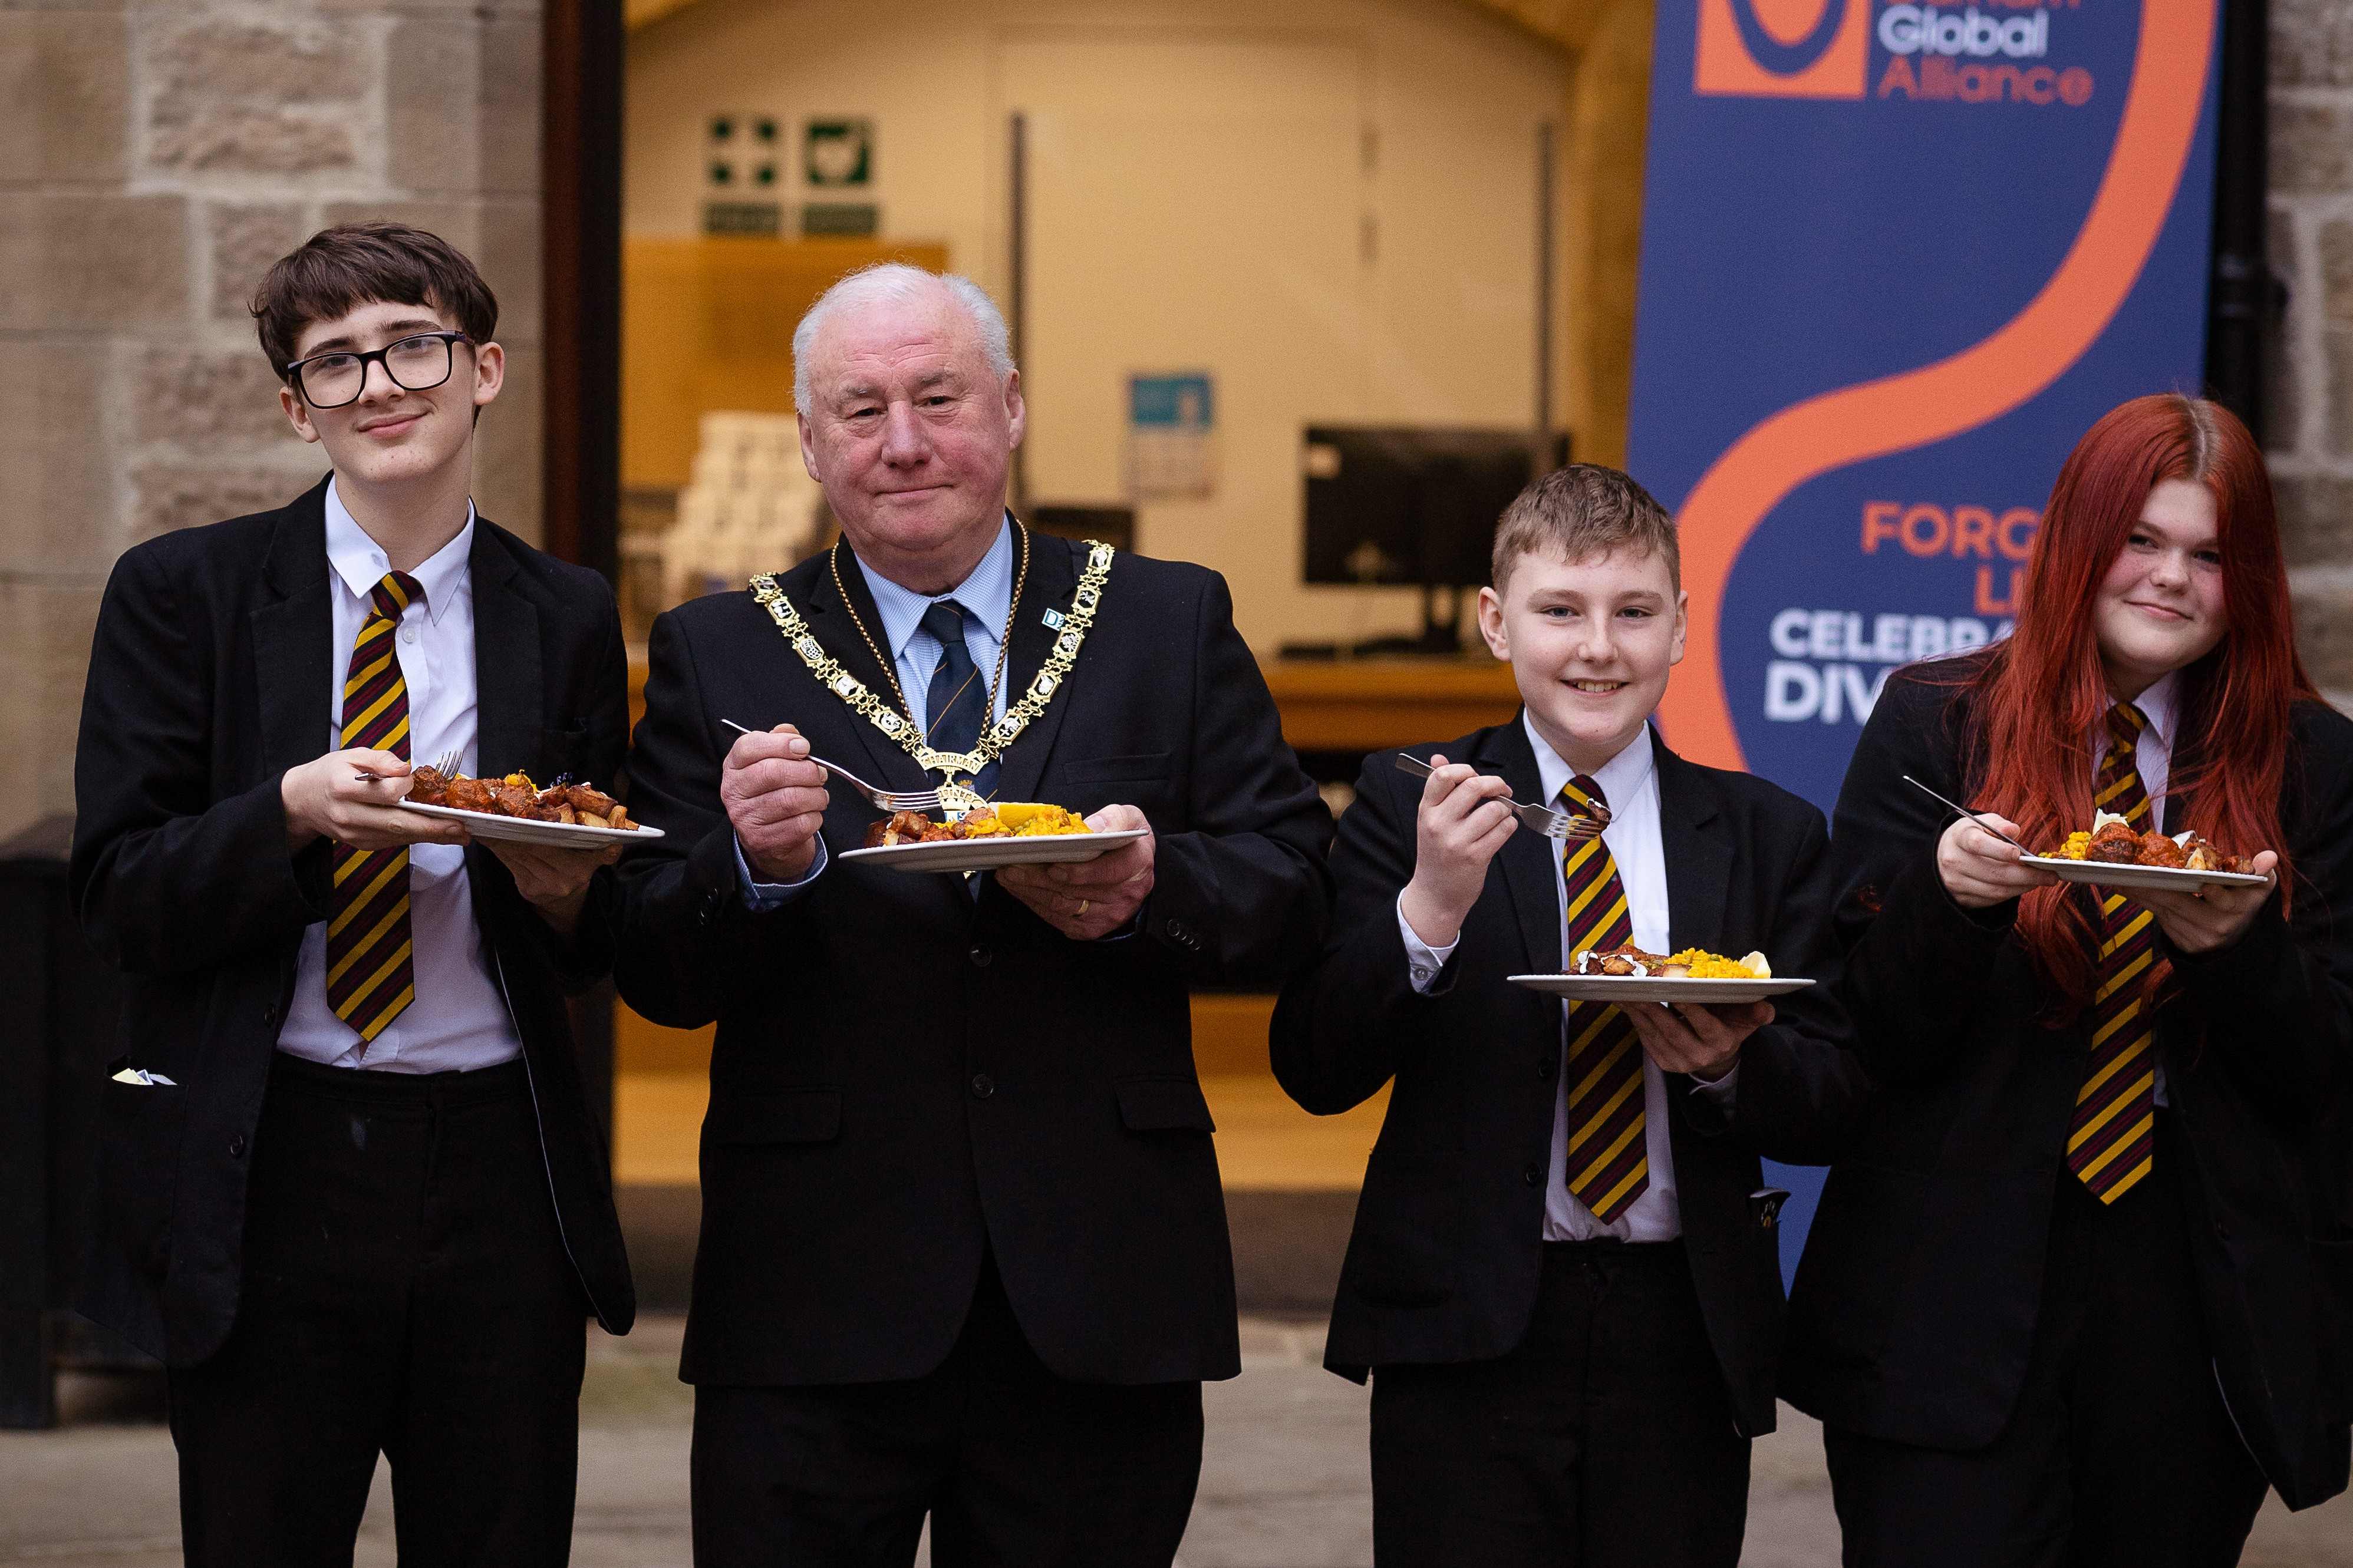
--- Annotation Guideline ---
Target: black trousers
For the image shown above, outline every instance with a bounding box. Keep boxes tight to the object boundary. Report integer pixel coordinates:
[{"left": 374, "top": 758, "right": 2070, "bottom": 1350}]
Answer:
[
  {"left": 1825, "top": 1111, "right": 2270, "bottom": 1568},
  {"left": 691, "top": 1251, "right": 1204, "bottom": 1568},
  {"left": 169, "top": 1053, "right": 590, "bottom": 1568},
  {"left": 1369, "top": 1238, "right": 1751, "bottom": 1568}
]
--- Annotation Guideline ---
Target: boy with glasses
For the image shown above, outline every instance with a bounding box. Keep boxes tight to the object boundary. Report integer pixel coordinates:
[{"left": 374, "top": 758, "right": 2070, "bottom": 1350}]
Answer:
[{"left": 70, "top": 221, "right": 635, "bottom": 1566}]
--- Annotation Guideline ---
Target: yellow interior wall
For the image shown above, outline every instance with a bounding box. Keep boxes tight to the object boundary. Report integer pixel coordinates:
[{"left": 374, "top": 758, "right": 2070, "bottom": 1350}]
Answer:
[
  {"left": 628, "top": 0, "right": 1656, "bottom": 474},
  {"left": 624, "top": 237, "right": 950, "bottom": 491},
  {"left": 625, "top": 0, "right": 1583, "bottom": 649}
]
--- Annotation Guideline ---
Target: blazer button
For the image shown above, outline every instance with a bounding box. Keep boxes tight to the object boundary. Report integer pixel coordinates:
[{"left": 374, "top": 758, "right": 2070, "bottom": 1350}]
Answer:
[
  {"left": 1168, "top": 919, "right": 1192, "bottom": 942},
  {"left": 1537, "top": 1059, "right": 1554, "bottom": 1080},
  {"left": 228, "top": 1134, "right": 247, "bottom": 1158},
  {"left": 1524, "top": 1166, "right": 1541, "bottom": 1186},
  {"left": 971, "top": 1074, "right": 996, "bottom": 1099},
  {"left": 969, "top": 945, "right": 993, "bottom": 968},
  {"left": 262, "top": 1003, "right": 278, "bottom": 1026}
]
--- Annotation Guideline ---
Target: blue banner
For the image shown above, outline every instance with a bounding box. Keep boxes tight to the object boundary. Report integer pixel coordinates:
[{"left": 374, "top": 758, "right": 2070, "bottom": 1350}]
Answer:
[
  {"left": 1626, "top": 0, "right": 2221, "bottom": 1276},
  {"left": 1632, "top": 0, "right": 2220, "bottom": 813}
]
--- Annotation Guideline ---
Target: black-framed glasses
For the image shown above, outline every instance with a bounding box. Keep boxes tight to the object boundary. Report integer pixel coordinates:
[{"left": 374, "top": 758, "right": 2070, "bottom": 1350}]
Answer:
[{"left": 286, "top": 331, "right": 472, "bottom": 409}]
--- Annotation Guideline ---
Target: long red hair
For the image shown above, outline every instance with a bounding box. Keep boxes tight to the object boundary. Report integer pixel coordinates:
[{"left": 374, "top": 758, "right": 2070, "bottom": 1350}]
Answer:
[{"left": 1963, "top": 394, "right": 2316, "bottom": 1013}]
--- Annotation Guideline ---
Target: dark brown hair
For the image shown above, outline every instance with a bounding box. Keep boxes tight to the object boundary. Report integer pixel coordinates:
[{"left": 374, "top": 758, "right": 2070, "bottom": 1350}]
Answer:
[
  {"left": 1490, "top": 463, "right": 1680, "bottom": 592},
  {"left": 252, "top": 221, "right": 497, "bottom": 384}
]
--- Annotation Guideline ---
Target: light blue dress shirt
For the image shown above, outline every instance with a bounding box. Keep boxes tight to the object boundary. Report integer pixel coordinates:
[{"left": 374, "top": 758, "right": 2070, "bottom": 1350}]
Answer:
[{"left": 737, "top": 517, "right": 1018, "bottom": 907}]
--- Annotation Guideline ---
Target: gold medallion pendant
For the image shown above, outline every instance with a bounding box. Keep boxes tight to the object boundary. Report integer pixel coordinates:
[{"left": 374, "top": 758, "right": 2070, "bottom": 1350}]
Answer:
[{"left": 749, "top": 527, "right": 1115, "bottom": 814}]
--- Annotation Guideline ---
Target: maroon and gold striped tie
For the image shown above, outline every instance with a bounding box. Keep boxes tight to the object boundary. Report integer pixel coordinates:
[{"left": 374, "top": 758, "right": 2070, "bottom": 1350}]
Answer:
[
  {"left": 2068, "top": 702, "right": 2157, "bottom": 1202},
  {"left": 325, "top": 572, "right": 421, "bottom": 1047},
  {"left": 1560, "top": 774, "right": 1649, "bottom": 1224}
]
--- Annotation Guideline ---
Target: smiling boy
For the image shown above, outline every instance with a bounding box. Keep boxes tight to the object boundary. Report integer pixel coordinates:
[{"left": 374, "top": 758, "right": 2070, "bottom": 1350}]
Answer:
[
  {"left": 1271, "top": 464, "right": 1867, "bottom": 1567},
  {"left": 70, "top": 222, "right": 634, "bottom": 1566}
]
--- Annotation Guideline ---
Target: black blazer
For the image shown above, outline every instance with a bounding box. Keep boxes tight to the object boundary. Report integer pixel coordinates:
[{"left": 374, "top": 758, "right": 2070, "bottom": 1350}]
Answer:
[
  {"left": 1268, "top": 719, "right": 1866, "bottom": 1437},
  {"left": 1782, "top": 659, "right": 2353, "bottom": 1509},
  {"left": 613, "top": 533, "right": 1333, "bottom": 1388},
  {"left": 68, "top": 476, "right": 637, "bottom": 1365}
]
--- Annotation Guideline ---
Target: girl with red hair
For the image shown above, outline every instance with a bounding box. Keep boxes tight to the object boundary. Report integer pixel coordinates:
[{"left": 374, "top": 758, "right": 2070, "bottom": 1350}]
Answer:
[{"left": 1783, "top": 394, "right": 2353, "bottom": 1566}]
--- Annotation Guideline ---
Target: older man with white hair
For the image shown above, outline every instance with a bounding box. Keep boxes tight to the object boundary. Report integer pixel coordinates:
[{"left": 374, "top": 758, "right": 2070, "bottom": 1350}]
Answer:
[{"left": 614, "top": 263, "right": 1333, "bottom": 1566}]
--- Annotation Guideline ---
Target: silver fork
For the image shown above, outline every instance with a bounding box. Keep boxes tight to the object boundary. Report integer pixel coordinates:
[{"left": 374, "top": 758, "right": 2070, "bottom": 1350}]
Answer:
[
  {"left": 721, "top": 720, "right": 942, "bottom": 813},
  {"left": 358, "top": 748, "right": 461, "bottom": 785},
  {"left": 1393, "top": 753, "right": 1606, "bottom": 841}
]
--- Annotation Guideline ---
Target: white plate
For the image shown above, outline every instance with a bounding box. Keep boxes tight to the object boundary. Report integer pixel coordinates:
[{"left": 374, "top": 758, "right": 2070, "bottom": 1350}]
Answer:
[
  {"left": 399, "top": 800, "right": 664, "bottom": 849},
  {"left": 1509, "top": 974, "right": 1815, "bottom": 1004},
  {"left": 839, "top": 828, "right": 1148, "bottom": 874},
  {"left": 2018, "top": 856, "right": 2270, "bottom": 893}
]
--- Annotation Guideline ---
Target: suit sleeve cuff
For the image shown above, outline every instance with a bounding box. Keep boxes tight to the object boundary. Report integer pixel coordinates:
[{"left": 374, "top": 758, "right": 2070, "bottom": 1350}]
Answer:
[
  {"left": 736, "top": 834, "right": 827, "bottom": 910},
  {"left": 1396, "top": 892, "right": 1456, "bottom": 995}
]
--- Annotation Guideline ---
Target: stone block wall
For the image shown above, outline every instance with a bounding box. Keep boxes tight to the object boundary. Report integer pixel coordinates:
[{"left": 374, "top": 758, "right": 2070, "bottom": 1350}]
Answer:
[
  {"left": 2273, "top": 0, "right": 2353, "bottom": 708},
  {"left": 0, "top": 0, "right": 543, "bottom": 845}
]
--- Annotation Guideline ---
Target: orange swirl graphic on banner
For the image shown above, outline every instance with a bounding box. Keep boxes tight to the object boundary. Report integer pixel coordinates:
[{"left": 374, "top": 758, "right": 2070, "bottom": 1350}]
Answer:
[{"left": 1657, "top": 0, "right": 2216, "bottom": 769}]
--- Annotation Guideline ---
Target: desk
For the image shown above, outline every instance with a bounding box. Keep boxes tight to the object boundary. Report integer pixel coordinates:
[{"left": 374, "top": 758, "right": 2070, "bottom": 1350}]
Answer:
[{"left": 1261, "top": 656, "right": 1522, "bottom": 754}]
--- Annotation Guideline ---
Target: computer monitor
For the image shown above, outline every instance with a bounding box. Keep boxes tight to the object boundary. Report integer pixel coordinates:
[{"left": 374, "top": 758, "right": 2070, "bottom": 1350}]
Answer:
[{"left": 1301, "top": 425, "right": 1570, "bottom": 653}]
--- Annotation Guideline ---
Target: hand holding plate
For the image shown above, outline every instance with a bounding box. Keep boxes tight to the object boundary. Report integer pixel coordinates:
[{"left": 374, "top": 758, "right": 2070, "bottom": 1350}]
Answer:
[
  {"left": 1623, "top": 996, "right": 1771, "bottom": 1082},
  {"left": 998, "top": 804, "right": 1155, "bottom": 940},
  {"left": 480, "top": 836, "right": 624, "bottom": 937},
  {"left": 2135, "top": 847, "right": 2280, "bottom": 955}
]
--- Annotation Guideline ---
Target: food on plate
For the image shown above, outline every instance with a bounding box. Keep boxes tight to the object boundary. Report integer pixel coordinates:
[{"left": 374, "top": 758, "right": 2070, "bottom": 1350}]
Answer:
[
  {"left": 407, "top": 765, "right": 638, "bottom": 830},
  {"left": 1000, "top": 803, "right": 1091, "bottom": 836},
  {"left": 2048, "top": 810, "right": 2247, "bottom": 872},
  {"left": 861, "top": 803, "right": 1092, "bottom": 848},
  {"left": 863, "top": 808, "right": 1009, "bottom": 847},
  {"left": 1569, "top": 945, "right": 1772, "bottom": 980}
]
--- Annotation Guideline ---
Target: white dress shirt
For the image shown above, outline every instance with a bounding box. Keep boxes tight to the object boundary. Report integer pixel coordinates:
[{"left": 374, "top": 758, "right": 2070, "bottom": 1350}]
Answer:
[
  {"left": 2105, "top": 669, "right": 2180, "bottom": 1104},
  {"left": 276, "top": 480, "right": 522, "bottom": 1074},
  {"left": 2109, "top": 670, "right": 2180, "bottom": 830},
  {"left": 1399, "top": 716, "right": 1736, "bottom": 1242},
  {"left": 738, "top": 517, "right": 1017, "bottom": 906}
]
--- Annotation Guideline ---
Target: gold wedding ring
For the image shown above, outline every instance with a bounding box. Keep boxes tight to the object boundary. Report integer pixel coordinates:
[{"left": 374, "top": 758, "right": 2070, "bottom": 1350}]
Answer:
[{"left": 1077, "top": 899, "right": 1090, "bottom": 919}]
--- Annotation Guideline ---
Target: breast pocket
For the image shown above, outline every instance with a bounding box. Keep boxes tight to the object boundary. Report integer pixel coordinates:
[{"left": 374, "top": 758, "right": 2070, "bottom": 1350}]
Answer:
[
  {"left": 539, "top": 717, "right": 594, "bottom": 780},
  {"left": 1115, "top": 1073, "right": 1217, "bottom": 1134},
  {"left": 1059, "top": 752, "right": 1174, "bottom": 811}
]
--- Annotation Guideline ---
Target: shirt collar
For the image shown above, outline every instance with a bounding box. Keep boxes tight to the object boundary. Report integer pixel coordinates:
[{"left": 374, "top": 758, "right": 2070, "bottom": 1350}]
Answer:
[
  {"left": 853, "top": 514, "right": 1017, "bottom": 663},
  {"left": 324, "top": 477, "right": 474, "bottom": 626},
  {"left": 2108, "top": 670, "right": 2180, "bottom": 752},
  {"left": 1522, "top": 712, "right": 1657, "bottom": 814}
]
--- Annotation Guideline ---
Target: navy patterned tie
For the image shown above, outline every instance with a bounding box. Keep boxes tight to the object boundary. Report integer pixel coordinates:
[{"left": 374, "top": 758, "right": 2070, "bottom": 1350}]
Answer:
[{"left": 920, "top": 600, "right": 996, "bottom": 798}]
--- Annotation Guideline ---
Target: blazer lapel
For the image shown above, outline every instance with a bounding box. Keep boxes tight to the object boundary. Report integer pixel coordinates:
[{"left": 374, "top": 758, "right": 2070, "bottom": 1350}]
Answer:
[
  {"left": 251, "top": 480, "right": 334, "bottom": 782},
  {"left": 797, "top": 546, "right": 936, "bottom": 792},
  {"left": 987, "top": 525, "right": 1082, "bottom": 807},
  {"left": 1478, "top": 718, "right": 1565, "bottom": 975},
  {"left": 1653, "top": 731, "right": 1734, "bottom": 953},
  {"left": 470, "top": 524, "right": 543, "bottom": 778}
]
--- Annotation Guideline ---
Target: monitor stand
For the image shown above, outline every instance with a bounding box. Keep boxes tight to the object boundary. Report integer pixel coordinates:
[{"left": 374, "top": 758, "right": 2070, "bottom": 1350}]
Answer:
[{"left": 1350, "top": 583, "right": 1465, "bottom": 657}]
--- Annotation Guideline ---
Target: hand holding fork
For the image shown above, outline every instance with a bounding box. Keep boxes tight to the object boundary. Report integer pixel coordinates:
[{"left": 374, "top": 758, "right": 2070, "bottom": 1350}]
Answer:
[
  {"left": 718, "top": 720, "right": 832, "bottom": 883},
  {"left": 280, "top": 745, "right": 468, "bottom": 853},
  {"left": 1397, "top": 752, "right": 1596, "bottom": 951}
]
